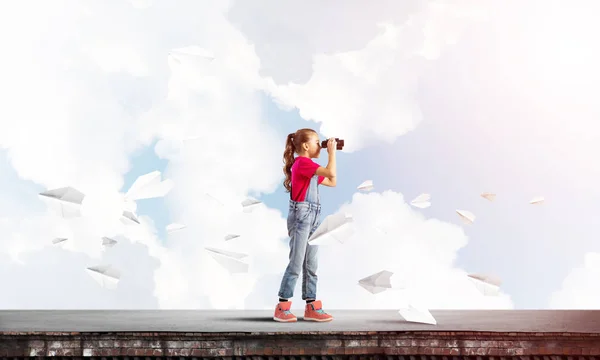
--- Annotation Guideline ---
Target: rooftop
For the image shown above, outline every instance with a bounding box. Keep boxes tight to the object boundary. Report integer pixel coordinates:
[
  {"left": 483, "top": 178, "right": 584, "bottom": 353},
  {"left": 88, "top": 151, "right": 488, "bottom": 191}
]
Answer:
[{"left": 1, "top": 310, "right": 599, "bottom": 333}]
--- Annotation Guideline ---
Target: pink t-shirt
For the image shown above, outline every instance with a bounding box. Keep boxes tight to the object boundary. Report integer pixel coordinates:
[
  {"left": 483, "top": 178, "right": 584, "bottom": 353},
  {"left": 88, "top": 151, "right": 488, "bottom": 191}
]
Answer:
[{"left": 290, "top": 156, "right": 324, "bottom": 201}]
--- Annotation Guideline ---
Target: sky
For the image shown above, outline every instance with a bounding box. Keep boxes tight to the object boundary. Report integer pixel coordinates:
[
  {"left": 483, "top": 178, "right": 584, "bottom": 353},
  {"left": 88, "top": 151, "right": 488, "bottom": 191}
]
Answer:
[{"left": 1, "top": 0, "right": 600, "bottom": 310}]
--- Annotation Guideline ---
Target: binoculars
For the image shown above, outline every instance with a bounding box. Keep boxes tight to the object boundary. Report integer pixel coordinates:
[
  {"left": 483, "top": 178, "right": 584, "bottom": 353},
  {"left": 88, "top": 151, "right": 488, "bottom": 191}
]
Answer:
[{"left": 321, "top": 138, "right": 344, "bottom": 150}]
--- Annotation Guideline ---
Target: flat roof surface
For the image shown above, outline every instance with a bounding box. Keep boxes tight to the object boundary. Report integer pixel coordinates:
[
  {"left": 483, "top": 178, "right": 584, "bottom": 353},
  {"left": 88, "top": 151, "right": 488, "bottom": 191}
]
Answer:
[{"left": 1, "top": 310, "right": 600, "bottom": 333}]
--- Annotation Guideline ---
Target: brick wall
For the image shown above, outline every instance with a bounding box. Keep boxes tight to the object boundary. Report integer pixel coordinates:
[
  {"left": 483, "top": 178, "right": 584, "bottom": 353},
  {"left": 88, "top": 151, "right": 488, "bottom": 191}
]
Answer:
[{"left": 1, "top": 331, "right": 599, "bottom": 358}]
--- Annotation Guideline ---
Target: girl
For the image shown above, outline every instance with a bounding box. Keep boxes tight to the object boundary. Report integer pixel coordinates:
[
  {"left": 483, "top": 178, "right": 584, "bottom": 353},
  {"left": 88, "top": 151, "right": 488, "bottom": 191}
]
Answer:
[{"left": 274, "top": 128, "right": 337, "bottom": 322}]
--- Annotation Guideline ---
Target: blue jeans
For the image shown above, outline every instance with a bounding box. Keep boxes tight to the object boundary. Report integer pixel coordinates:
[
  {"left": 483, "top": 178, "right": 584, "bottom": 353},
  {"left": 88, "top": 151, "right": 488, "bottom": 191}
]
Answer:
[{"left": 278, "top": 174, "right": 321, "bottom": 300}]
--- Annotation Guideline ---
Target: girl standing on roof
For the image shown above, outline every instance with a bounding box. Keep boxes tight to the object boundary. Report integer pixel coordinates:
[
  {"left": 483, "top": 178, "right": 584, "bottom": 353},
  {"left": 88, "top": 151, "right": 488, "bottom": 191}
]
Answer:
[{"left": 274, "top": 128, "right": 337, "bottom": 323}]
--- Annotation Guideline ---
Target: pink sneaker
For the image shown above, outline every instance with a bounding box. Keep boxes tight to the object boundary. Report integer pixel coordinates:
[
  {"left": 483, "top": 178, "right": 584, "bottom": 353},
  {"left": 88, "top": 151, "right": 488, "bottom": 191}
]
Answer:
[
  {"left": 273, "top": 301, "right": 297, "bottom": 322},
  {"left": 304, "top": 300, "right": 333, "bottom": 322}
]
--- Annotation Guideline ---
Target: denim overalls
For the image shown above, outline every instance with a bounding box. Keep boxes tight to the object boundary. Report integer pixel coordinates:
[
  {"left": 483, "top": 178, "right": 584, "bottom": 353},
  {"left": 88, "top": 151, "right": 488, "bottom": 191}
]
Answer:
[{"left": 278, "top": 173, "right": 322, "bottom": 300}]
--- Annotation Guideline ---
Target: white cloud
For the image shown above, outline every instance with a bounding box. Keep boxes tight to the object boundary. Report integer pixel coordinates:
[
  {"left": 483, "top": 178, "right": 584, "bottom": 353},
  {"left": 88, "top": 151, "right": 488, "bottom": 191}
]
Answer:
[
  {"left": 0, "top": 0, "right": 512, "bottom": 311},
  {"left": 0, "top": 236, "right": 160, "bottom": 309},
  {"left": 253, "top": 0, "right": 491, "bottom": 152},
  {"left": 548, "top": 252, "right": 600, "bottom": 309},
  {"left": 226, "top": 0, "right": 423, "bottom": 84}
]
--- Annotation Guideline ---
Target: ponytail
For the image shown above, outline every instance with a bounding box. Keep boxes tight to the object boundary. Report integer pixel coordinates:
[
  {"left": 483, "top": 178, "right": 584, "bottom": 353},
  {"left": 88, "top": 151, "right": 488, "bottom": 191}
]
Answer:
[
  {"left": 282, "top": 128, "right": 317, "bottom": 193},
  {"left": 283, "top": 133, "right": 296, "bottom": 193}
]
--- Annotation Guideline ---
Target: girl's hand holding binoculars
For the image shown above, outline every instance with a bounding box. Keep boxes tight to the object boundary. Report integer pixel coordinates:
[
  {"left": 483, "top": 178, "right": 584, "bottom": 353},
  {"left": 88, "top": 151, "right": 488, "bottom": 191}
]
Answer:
[{"left": 327, "top": 138, "right": 337, "bottom": 154}]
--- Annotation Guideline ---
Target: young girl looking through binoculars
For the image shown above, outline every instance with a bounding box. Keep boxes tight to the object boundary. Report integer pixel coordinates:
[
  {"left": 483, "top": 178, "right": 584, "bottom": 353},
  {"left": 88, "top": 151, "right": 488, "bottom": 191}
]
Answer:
[{"left": 274, "top": 128, "right": 340, "bottom": 323}]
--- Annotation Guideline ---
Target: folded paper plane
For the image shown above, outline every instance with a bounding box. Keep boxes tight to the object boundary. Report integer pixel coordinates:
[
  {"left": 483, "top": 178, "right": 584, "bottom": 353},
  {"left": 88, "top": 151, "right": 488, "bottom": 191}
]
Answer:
[
  {"left": 456, "top": 209, "right": 475, "bottom": 224},
  {"left": 39, "top": 186, "right": 85, "bottom": 205},
  {"left": 39, "top": 186, "right": 85, "bottom": 218},
  {"left": 410, "top": 193, "right": 431, "bottom": 209},
  {"left": 169, "top": 46, "right": 215, "bottom": 65},
  {"left": 52, "top": 238, "right": 68, "bottom": 245},
  {"left": 358, "top": 270, "right": 394, "bottom": 294},
  {"left": 101, "top": 237, "right": 117, "bottom": 248},
  {"left": 205, "top": 192, "right": 225, "bottom": 207},
  {"left": 241, "top": 197, "right": 261, "bottom": 212},
  {"left": 530, "top": 196, "right": 544, "bottom": 205},
  {"left": 467, "top": 273, "right": 501, "bottom": 296},
  {"left": 205, "top": 247, "right": 249, "bottom": 273},
  {"left": 308, "top": 213, "right": 354, "bottom": 245},
  {"left": 357, "top": 180, "right": 374, "bottom": 192},
  {"left": 125, "top": 171, "right": 174, "bottom": 201},
  {"left": 480, "top": 192, "right": 496, "bottom": 202},
  {"left": 166, "top": 223, "right": 186, "bottom": 233},
  {"left": 86, "top": 265, "right": 121, "bottom": 290},
  {"left": 120, "top": 210, "right": 140, "bottom": 225},
  {"left": 398, "top": 305, "right": 437, "bottom": 325}
]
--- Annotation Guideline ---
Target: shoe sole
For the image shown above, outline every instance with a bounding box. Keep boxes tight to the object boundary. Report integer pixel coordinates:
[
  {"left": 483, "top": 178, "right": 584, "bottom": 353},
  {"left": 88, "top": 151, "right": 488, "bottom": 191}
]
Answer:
[
  {"left": 273, "top": 316, "right": 297, "bottom": 322},
  {"left": 303, "top": 317, "right": 333, "bottom": 322}
]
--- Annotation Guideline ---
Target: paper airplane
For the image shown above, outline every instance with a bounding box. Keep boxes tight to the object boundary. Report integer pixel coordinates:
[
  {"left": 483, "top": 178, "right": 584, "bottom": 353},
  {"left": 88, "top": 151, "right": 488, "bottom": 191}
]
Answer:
[
  {"left": 358, "top": 270, "right": 394, "bottom": 294},
  {"left": 468, "top": 273, "right": 501, "bottom": 296},
  {"left": 357, "top": 180, "right": 374, "bottom": 192},
  {"left": 52, "top": 238, "right": 68, "bottom": 245},
  {"left": 205, "top": 247, "right": 248, "bottom": 259},
  {"left": 308, "top": 213, "right": 354, "bottom": 245},
  {"left": 166, "top": 223, "right": 186, "bottom": 233},
  {"left": 39, "top": 187, "right": 84, "bottom": 205},
  {"left": 241, "top": 197, "right": 261, "bottom": 212},
  {"left": 456, "top": 209, "right": 475, "bottom": 224},
  {"left": 120, "top": 210, "right": 140, "bottom": 225},
  {"left": 480, "top": 192, "right": 496, "bottom": 202},
  {"left": 205, "top": 247, "right": 249, "bottom": 273},
  {"left": 204, "top": 193, "right": 225, "bottom": 207},
  {"left": 398, "top": 305, "right": 437, "bottom": 325},
  {"left": 86, "top": 265, "right": 121, "bottom": 289},
  {"left": 101, "top": 237, "right": 117, "bottom": 248},
  {"left": 169, "top": 46, "right": 215, "bottom": 65},
  {"left": 39, "top": 187, "right": 85, "bottom": 218},
  {"left": 410, "top": 193, "right": 431, "bottom": 209},
  {"left": 125, "top": 171, "right": 174, "bottom": 201},
  {"left": 224, "top": 234, "right": 240, "bottom": 241},
  {"left": 530, "top": 196, "right": 544, "bottom": 205}
]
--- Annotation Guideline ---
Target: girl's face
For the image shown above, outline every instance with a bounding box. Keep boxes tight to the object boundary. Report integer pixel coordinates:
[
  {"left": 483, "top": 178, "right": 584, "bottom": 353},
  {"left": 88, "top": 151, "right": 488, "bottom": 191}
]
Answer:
[{"left": 304, "top": 133, "right": 321, "bottom": 158}]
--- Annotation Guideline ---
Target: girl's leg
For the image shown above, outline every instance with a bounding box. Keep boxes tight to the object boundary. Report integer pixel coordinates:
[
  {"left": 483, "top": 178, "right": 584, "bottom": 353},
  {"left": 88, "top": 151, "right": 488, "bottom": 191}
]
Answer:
[
  {"left": 302, "top": 244, "right": 319, "bottom": 300},
  {"left": 302, "top": 211, "right": 321, "bottom": 300},
  {"left": 278, "top": 217, "right": 312, "bottom": 300}
]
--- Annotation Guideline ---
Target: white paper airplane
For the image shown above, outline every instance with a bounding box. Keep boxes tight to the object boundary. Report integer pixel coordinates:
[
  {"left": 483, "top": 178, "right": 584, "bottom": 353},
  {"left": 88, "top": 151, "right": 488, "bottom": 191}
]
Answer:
[
  {"left": 358, "top": 270, "right": 394, "bottom": 294},
  {"left": 39, "top": 187, "right": 84, "bottom": 205},
  {"left": 410, "top": 193, "right": 431, "bottom": 209},
  {"left": 308, "top": 213, "right": 354, "bottom": 245},
  {"left": 166, "top": 223, "right": 186, "bottom": 233},
  {"left": 101, "top": 237, "right": 118, "bottom": 248},
  {"left": 204, "top": 192, "right": 225, "bottom": 207},
  {"left": 169, "top": 46, "right": 215, "bottom": 65},
  {"left": 398, "top": 305, "right": 437, "bottom": 325},
  {"left": 39, "top": 187, "right": 85, "bottom": 218},
  {"left": 205, "top": 247, "right": 248, "bottom": 259},
  {"left": 86, "top": 265, "right": 121, "bottom": 290},
  {"left": 357, "top": 180, "right": 374, "bottom": 192},
  {"left": 224, "top": 234, "right": 240, "bottom": 241},
  {"left": 480, "top": 192, "right": 496, "bottom": 202},
  {"left": 52, "top": 238, "right": 68, "bottom": 245},
  {"left": 468, "top": 273, "right": 501, "bottom": 296},
  {"left": 241, "top": 197, "right": 261, "bottom": 212},
  {"left": 456, "top": 209, "right": 475, "bottom": 224},
  {"left": 125, "top": 171, "right": 174, "bottom": 201},
  {"left": 530, "top": 196, "right": 544, "bottom": 205},
  {"left": 205, "top": 247, "right": 249, "bottom": 273},
  {"left": 120, "top": 210, "right": 140, "bottom": 225}
]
